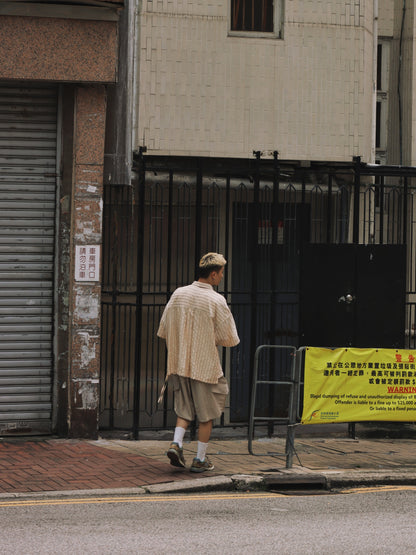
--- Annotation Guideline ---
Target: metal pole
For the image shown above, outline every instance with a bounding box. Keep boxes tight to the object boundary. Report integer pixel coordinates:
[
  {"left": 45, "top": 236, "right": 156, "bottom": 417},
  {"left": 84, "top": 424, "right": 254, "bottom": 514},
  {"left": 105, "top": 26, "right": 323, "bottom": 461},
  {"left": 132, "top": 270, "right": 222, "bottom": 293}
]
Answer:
[
  {"left": 221, "top": 174, "right": 231, "bottom": 427},
  {"left": 285, "top": 348, "right": 299, "bottom": 468},
  {"left": 268, "top": 151, "right": 280, "bottom": 437},
  {"left": 224, "top": 174, "right": 231, "bottom": 294},
  {"left": 327, "top": 174, "right": 333, "bottom": 244},
  {"left": 161, "top": 169, "right": 174, "bottom": 429},
  {"left": 403, "top": 176, "right": 408, "bottom": 245},
  {"left": 194, "top": 159, "right": 203, "bottom": 279},
  {"left": 108, "top": 185, "right": 118, "bottom": 430},
  {"left": 248, "top": 152, "right": 261, "bottom": 425},
  {"left": 353, "top": 156, "right": 361, "bottom": 245},
  {"left": 190, "top": 160, "right": 203, "bottom": 441},
  {"left": 379, "top": 175, "right": 384, "bottom": 244},
  {"left": 132, "top": 146, "right": 146, "bottom": 440}
]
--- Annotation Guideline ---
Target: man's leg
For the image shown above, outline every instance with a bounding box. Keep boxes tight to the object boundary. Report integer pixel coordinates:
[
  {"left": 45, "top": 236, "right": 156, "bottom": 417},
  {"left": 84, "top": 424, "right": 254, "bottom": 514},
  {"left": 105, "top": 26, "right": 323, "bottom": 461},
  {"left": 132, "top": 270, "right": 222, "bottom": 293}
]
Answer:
[
  {"left": 173, "top": 417, "right": 190, "bottom": 447},
  {"left": 196, "top": 419, "right": 212, "bottom": 463},
  {"left": 168, "top": 417, "right": 190, "bottom": 468},
  {"left": 167, "top": 376, "right": 194, "bottom": 468},
  {"left": 197, "top": 419, "right": 212, "bottom": 443},
  {"left": 189, "top": 378, "right": 227, "bottom": 472}
]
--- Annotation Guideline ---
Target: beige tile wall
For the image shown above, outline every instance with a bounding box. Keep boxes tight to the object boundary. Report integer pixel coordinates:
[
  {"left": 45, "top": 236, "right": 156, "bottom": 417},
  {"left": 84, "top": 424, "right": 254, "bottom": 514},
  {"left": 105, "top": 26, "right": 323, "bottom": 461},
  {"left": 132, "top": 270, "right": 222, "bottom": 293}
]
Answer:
[
  {"left": 378, "top": 0, "right": 394, "bottom": 37},
  {"left": 134, "top": 1, "right": 375, "bottom": 162}
]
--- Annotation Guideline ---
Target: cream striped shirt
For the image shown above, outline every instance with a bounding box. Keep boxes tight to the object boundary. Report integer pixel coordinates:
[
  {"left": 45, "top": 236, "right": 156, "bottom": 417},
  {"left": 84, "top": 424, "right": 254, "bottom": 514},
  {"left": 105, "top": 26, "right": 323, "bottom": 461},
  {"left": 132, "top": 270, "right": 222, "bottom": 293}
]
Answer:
[{"left": 157, "top": 281, "right": 240, "bottom": 384}]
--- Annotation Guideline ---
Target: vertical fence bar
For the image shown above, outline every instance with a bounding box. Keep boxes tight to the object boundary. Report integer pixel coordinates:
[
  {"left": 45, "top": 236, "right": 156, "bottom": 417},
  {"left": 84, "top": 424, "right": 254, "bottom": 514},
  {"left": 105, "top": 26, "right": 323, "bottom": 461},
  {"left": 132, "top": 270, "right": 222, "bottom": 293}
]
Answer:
[
  {"left": 271, "top": 151, "right": 280, "bottom": 320},
  {"left": 133, "top": 147, "right": 146, "bottom": 439},
  {"left": 167, "top": 169, "right": 173, "bottom": 296},
  {"left": 221, "top": 174, "right": 231, "bottom": 427},
  {"left": 379, "top": 175, "right": 385, "bottom": 244},
  {"left": 190, "top": 160, "right": 203, "bottom": 439},
  {"left": 326, "top": 174, "right": 333, "bottom": 244},
  {"left": 353, "top": 156, "right": 361, "bottom": 245},
  {"left": 161, "top": 169, "right": 174, "bottom": 428},
  {"left": 249, "top": 152, "right": 261, "bottom": 410},
  {"left": 403, "top": 176, "right": 408, "bottom": 245},
  {"left": 108, "top": 186, "right": 118, "bottom": 429},
  {"left": 224, "top": 174, "right": 231, "bottom": 294},
  {"left": 351, "top": 163, "right": 359, "bottom": 439},
  {"left": 267, "top": 151, "right": 280, "bottom": 436},
  {"left": 285, "top": 347, "right": 300, "bottom": 469},
  {"left": 194, "top": 159, "right": 203, "bottom": 276}
]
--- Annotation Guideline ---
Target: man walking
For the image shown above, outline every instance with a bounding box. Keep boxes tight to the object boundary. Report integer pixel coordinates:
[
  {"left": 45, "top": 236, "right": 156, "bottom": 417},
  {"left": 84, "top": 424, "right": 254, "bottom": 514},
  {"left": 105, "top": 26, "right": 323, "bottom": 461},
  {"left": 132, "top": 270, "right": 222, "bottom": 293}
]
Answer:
[{"left": 157, "top": 253, "right": 240, "bottom": 472}]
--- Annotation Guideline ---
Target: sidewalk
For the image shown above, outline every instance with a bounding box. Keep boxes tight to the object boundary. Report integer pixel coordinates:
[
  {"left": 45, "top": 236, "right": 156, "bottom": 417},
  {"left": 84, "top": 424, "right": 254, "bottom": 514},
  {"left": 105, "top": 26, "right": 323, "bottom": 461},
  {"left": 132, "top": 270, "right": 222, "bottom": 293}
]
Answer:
[{"left": 1, "top": 424, "right": 416, "bottom": 499}]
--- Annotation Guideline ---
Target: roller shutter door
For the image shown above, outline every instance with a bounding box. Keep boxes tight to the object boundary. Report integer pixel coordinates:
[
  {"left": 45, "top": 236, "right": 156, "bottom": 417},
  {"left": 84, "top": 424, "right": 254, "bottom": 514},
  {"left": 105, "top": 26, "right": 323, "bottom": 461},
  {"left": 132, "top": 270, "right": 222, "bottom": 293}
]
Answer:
[{"left": 0, "top": 85, "right": 57, "bottom": 435}]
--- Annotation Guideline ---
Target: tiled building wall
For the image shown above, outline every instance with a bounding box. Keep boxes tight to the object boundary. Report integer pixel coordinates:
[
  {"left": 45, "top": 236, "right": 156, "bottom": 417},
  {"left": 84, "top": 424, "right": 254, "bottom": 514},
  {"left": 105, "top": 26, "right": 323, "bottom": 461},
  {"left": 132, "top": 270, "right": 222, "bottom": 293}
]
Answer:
[
  {"left": 378, "top": 0, "right": 394, "bottom": 36},
  {"left": 406, "top": 1, "right": 416, "bottom": 166},
  {"left": 386, "top": 0, "right": 415, "bottom": 166},
  {"left": 135, "top": 0, "right": 375, "bottom": 162}
]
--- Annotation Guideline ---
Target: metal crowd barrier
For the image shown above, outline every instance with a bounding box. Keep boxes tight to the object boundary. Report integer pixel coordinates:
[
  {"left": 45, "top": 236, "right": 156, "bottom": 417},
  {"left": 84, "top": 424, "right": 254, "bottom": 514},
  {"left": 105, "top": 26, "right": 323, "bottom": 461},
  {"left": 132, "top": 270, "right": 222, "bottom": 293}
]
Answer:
[
  {"left": 248, "top": 345, "right": 299, "bottom": 468},
  {"left": 248, "top": 344, "right": 380, "bottom": 469}
]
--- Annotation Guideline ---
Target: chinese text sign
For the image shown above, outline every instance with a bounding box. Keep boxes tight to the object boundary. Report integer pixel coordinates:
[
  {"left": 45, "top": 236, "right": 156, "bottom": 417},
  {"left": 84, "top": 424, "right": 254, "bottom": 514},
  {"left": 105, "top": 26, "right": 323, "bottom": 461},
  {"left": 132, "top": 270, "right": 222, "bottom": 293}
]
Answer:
[{"left": 75, "top": 245, "right": 100, "bottom": 282}]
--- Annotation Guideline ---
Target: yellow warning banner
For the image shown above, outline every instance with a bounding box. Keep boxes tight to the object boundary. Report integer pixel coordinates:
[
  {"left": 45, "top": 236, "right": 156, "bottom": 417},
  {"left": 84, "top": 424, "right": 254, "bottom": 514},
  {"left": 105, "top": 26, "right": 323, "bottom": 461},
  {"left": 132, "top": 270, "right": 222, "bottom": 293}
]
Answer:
[{"left": 301, "top": 347, "right": 416, "bottom": 424}]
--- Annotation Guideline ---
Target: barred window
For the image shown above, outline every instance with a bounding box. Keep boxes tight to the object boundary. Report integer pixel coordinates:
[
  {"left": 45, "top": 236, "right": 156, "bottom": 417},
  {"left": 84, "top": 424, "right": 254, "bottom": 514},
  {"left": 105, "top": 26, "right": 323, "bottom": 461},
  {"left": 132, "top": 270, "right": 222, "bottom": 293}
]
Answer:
[{"left": 231, "top": 0, "right": 275, "bottom": 33}]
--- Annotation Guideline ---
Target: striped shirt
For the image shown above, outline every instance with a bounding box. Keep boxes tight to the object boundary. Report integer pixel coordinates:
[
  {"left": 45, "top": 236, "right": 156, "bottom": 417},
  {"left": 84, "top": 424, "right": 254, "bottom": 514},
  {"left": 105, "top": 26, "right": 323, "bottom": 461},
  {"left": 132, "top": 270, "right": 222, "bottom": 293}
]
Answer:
[{"left": 157, "top": 281, "right": 240, "bottom": 384}]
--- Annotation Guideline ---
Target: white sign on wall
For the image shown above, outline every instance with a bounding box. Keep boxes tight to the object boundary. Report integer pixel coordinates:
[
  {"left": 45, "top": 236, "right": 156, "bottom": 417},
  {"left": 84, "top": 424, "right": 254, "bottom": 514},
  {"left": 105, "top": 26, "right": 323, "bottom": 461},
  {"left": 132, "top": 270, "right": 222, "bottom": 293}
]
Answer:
[{"left": 75, "top": 245, "right": 100, "bottom": 282}]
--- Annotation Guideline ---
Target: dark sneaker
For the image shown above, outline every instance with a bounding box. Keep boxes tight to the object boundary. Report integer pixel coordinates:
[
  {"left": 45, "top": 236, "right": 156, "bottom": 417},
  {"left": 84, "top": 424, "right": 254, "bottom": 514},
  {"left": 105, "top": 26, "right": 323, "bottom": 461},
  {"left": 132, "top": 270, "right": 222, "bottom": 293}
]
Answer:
[
  {"left": 190, "top": 456, "right": 214, "bottom": 473},
  {"left": 167, "top": 442, "right": 186, "bottom": 468}
]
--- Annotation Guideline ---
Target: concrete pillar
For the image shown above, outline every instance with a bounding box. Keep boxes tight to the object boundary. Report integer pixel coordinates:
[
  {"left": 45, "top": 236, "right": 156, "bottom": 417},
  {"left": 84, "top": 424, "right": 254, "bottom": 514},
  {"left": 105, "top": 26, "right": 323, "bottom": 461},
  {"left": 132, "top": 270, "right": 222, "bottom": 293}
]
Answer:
[{"left": 67, "top": 85, "right": 107, "bottom": 438}]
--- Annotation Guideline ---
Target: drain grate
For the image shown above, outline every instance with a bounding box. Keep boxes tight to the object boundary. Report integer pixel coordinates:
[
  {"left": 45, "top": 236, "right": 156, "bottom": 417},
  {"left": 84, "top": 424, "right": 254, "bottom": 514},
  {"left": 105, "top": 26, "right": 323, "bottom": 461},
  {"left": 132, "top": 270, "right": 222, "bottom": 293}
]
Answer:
[{"left": 263, "top": 473, "right": 328, "bottom": 494}]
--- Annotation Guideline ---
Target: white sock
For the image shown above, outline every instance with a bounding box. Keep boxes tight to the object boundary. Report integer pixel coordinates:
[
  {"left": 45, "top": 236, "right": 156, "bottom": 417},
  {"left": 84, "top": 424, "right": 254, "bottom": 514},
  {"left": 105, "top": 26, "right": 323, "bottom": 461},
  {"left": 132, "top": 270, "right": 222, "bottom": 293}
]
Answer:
[
  {"left": 196, "top": 441, "right": 208, "bottom": 461},
  {"left": 173, "top": 426, "right": 186, "bottom": 448}
]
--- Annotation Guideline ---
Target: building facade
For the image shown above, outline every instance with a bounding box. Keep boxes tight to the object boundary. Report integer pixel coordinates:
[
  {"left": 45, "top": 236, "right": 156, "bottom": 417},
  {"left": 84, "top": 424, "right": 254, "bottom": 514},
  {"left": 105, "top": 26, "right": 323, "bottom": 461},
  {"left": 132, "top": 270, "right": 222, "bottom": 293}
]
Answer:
[{"left": 3, "top": 1, "right": 416, "bottom": 438}]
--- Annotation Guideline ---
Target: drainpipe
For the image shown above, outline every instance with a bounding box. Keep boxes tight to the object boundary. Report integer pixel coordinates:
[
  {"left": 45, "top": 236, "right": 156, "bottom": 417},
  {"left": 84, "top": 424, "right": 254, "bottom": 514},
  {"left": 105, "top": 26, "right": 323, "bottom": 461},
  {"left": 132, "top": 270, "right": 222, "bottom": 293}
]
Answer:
[
  {"left": 398, "top": 0, "right": 406, "bottom": 165},
  {"left": 131, "top": 0, "right": 140, "bottom": 154},
  {"left": 372, "top": 0, "right": 378, "bottom": 164},
  {"left": 369, "top": 0, "right": 378, "bottom": 244}
]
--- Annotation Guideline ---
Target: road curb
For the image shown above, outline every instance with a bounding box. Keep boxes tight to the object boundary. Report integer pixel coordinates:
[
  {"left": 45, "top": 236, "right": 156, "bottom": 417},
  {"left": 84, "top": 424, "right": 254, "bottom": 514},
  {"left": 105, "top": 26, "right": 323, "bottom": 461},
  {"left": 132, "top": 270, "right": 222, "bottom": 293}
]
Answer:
[
  {"left": 144, "top": 476, "right": 235, "bottom": 494},
  {"left": 143, "top": 470, "right": 416, "bottom": 494},
  {"left": 263, "top": 469, "right": 416, "bottom": 491},
  {"left": 0, "top": 487, "right": 148, "bottom": 501},
  {"left": 321, "top": 470, "right": 416, "bottom": 489},
  {"left": 2, "top": 470, "right": 416, "bottom": 500}
]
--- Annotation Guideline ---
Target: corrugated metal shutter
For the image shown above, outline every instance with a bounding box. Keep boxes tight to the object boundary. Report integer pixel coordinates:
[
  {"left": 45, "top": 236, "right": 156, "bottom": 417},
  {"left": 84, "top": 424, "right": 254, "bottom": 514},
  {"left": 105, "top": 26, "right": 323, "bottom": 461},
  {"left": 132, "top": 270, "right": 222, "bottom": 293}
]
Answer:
[{"left": 0, "top": 84, "right": 57, "bottom": 435}]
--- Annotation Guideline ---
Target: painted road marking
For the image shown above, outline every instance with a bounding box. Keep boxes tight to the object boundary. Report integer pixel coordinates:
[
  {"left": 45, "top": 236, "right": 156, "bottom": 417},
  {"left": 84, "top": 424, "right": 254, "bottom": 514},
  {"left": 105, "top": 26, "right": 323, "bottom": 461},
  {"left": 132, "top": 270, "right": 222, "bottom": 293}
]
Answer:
[
  {"left": 0, "top": 492, "right": 282, "bottom": 508},
  {"left": 341, "top": 485, "right": 416, "bottom": 495},
  {"left": 1, "top": 485, "right": 415, "bottom": 508}
]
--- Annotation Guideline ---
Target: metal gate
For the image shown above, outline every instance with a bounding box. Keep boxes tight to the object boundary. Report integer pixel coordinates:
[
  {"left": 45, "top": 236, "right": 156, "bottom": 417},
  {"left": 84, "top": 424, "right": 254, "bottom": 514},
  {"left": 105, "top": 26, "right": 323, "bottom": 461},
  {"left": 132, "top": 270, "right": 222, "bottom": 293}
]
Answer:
[
  {"left": 301, "top": 243, "right": 406, "bottom": 348},
  {"left": 100, "top": 152, "right": 416, "bottom": 435},
  {"left": 0, "top": 84, "right": 58, "bottom": 435}
]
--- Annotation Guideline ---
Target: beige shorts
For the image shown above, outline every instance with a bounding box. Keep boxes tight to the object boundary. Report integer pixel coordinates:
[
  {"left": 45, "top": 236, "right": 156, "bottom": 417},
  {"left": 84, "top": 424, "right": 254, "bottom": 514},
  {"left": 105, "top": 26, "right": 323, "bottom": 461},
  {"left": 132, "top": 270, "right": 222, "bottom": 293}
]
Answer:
[{"left": 169, "top": 374, "right": 229, "bottom": 423}]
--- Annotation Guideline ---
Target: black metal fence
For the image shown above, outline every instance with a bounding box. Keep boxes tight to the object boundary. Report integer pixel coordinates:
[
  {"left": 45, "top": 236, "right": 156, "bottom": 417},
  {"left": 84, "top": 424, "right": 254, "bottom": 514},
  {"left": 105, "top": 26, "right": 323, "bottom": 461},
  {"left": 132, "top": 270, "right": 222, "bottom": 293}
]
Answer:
[{"left": 100, "top": 152, "right": 416, "bottom": 435}]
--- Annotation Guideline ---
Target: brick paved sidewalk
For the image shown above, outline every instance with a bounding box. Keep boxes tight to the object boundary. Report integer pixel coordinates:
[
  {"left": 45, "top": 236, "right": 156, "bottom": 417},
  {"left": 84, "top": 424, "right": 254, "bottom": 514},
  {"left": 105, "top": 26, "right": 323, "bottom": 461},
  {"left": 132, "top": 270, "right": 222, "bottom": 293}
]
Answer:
[
  {"left": 2, "top": 430, "right": 416, "bottom": 496},
  {"left": 0, "top": 439, "right": 199, "bottom": 495}
]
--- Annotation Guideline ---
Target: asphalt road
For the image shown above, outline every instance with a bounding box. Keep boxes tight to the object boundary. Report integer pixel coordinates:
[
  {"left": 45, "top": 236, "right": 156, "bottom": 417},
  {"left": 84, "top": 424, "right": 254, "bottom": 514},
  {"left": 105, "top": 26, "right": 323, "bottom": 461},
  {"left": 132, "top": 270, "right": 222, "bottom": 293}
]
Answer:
[{"left": 0, "top": 487, "right": 415, "bottom": 554}]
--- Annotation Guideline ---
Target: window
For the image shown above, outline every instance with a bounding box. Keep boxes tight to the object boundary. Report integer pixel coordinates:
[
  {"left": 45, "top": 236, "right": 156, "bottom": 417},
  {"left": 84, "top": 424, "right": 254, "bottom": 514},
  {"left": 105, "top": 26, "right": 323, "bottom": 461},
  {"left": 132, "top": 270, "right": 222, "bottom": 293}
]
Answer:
[
  {"left": 377, "top": 44, "right": 382, "bottom": 91},
  {"left": 375, "top": 101, "right": 381, "bottom": 149},
  {"left": 231, "top": 0, "right": 276, "bottom": 34}
]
